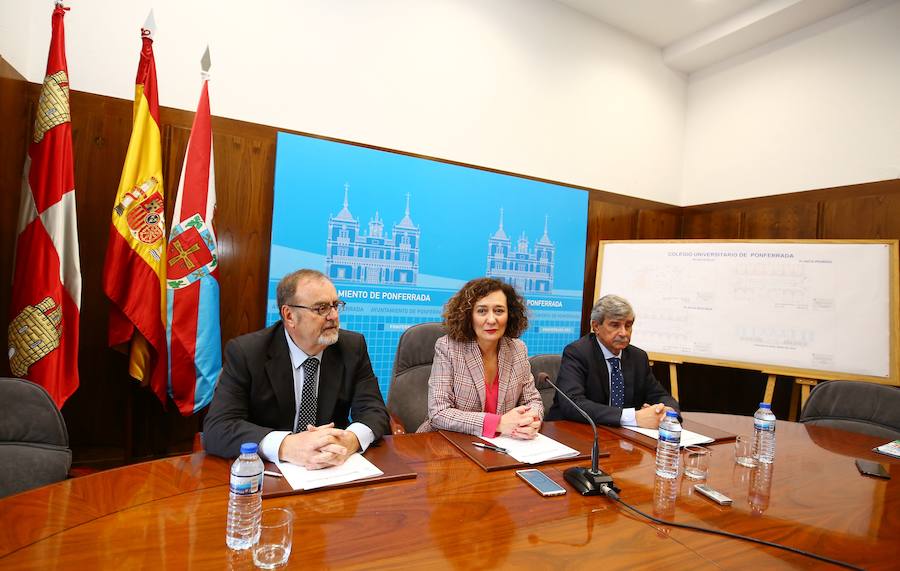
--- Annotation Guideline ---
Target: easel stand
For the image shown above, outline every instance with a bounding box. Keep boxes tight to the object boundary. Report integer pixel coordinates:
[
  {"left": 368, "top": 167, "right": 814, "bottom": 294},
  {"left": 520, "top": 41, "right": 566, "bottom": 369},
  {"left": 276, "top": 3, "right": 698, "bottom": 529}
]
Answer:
[
  {"left": 762, "top": 374, "right": 819, "bottom": 420},
  {"left": 650, "top": 360, "right": 681, "bottom": 402},
  {"left": 660, "top": 362, "right": 823, "bottom": 420}
]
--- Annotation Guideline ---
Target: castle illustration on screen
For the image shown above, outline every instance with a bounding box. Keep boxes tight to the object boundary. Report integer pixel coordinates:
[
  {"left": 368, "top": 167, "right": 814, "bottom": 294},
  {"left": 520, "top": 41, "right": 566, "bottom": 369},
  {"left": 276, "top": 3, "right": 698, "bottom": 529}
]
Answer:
[
  {"left": 268, "top": 132, "right": 587, "bottom": 398},
  {"left": 324, "top": 186, "right": 556, "bottom": 294}
]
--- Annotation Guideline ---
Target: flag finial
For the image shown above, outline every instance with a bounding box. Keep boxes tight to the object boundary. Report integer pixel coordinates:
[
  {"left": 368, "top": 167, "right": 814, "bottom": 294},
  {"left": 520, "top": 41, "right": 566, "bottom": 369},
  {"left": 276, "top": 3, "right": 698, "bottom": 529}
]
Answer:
[
  {"left": 201, "top": 46, "right": 211, "bottom": 74},
  {"left": 142, "top": 9, "right": 156, "bottom": 38}
]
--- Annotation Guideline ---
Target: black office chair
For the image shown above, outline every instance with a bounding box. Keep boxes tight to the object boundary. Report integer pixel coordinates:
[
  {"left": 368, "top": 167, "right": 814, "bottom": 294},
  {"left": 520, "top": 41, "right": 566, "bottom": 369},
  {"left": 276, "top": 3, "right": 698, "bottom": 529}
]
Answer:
[
  {"left": 386, "top": 322, "right": 445, "bottom": 434},
  {"left": 799, "top": 380, "right": 900, "bottom": 440},
  {"left": 0, "top": 377, "right": 72, "bottom": 498},
  {"left": 529, "top": 354, "right": 561, "bottom": 414}
]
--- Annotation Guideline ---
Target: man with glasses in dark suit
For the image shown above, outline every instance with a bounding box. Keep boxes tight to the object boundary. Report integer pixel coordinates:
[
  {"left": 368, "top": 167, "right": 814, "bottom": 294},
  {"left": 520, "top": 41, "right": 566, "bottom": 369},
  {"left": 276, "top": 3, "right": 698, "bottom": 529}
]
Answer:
[{"left": 204, "top": 269, "right": 389, "bottom": 469}]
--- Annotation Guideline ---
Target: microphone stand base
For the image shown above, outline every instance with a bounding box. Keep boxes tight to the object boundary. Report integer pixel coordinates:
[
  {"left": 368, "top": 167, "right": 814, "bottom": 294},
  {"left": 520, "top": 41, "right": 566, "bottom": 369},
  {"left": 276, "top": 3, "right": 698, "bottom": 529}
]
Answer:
[{"left": 564, "top": 466, "right": 615, "bottom": 496}]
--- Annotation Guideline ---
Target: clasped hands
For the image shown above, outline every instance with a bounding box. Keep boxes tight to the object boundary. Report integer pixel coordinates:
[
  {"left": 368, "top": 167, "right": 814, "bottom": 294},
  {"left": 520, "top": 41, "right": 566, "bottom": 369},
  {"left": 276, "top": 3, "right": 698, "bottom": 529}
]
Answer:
[
  {"left": 278, "top": 422, "right": 359, "bottom": 470},
  {"left": 498, "top": 405, "right": 541, "bottom": 439},
  {"left": 636, "top": 402, "right": 677, "bottom": 429}
]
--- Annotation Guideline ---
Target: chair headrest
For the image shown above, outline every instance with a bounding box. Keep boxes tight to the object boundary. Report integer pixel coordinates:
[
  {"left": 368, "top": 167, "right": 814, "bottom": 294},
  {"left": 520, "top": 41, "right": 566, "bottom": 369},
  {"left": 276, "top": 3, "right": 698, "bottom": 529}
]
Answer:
[
  {"left": 0, "top": 377, "right": 69, "bottom": 446},
  {"left": 801, "top": 380, "right": 900, "bottom": 435},
  {"left": 391, "top": 322, "right": 446, "bottom": 376},
  {"left": 529, "top": 354, "right": 562, "bottom": 389}
]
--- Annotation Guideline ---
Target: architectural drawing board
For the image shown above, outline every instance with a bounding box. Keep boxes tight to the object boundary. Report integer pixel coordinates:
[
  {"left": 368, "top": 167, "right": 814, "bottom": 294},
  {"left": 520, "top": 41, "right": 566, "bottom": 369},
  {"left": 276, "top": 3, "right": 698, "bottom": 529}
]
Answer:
[{"left": 594, "top": 240, "right": 899, "bottom": 384}]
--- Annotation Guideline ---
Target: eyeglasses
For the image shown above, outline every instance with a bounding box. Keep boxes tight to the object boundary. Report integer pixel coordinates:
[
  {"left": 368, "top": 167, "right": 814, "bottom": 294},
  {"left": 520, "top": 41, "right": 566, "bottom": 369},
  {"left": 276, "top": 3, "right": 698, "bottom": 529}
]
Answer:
[{"left": 284, "top": 301, "right": 346, "bottom": 317}]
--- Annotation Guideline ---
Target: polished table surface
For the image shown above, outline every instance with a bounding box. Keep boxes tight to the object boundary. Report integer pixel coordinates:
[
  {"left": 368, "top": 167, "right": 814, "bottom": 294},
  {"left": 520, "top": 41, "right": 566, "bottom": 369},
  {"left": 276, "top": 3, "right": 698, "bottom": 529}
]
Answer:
[{"left": 1, "top": 413, "right": 898, "bottom": 570}]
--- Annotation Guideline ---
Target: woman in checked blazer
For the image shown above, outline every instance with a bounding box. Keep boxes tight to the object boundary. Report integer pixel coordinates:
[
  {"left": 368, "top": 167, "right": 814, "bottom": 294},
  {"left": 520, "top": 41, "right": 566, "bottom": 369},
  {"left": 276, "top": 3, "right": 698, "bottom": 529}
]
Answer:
[{"left": 417, "top": 277, "right": 543, "bottom": 438}]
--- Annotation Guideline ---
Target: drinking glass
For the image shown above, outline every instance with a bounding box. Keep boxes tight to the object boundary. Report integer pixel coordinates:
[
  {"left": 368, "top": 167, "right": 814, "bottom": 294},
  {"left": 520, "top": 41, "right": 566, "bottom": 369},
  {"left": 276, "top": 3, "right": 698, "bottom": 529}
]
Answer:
[
  {"left": 683, "top": 445, "right": 710, "bottom": 480},
  {"left": 734, "top": 435, "right": 758, "bottom": 468},
  {"left": 253, "top": 508, "right": 292, "bottom": 569}
]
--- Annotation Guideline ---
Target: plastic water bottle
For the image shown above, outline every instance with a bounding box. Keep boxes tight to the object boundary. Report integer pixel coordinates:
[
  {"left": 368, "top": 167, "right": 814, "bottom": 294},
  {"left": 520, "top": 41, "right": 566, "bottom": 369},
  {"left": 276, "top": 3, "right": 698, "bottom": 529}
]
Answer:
[
  {"left": 748, "top": 461, "right": 774, "bottom": 516},
  {"left": 226, "top": 442, "right": 264, "bottom": 550},
  {"left": 653, "top": 475, "right": 679, "bottom": 521},
  {"left": 655, "top": 410, "right": 682, "bottom": 479},
  {"left": 752, "top": 402, "right": 776, "bottom": 464}
]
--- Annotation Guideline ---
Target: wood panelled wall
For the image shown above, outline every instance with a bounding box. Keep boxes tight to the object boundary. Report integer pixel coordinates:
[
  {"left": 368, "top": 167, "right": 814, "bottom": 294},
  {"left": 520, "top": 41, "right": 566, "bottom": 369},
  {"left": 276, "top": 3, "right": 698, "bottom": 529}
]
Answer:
[
  {"left": 679, "top": 179, "right": 900, "bottom": 417},
  {"left": 2, "top": 55, "right": 898, "bottom": 465},
  {"left": 1, "top": 59, "right": 277, "bottom": 465},
  {"left": 0, "top": 59, "right": 30, "bottom": 397}
]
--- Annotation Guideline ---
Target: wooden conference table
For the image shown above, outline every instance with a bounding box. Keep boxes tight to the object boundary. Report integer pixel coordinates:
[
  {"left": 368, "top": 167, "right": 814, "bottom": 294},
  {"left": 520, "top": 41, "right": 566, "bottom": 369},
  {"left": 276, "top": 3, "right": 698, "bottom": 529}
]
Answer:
[{"left": 0, "top": 413, "right": 898, "bottom": 570}]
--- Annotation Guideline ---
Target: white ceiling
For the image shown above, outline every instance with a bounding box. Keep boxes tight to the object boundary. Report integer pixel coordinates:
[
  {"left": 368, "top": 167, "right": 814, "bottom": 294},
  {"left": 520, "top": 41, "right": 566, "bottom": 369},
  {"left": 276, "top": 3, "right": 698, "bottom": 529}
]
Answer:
[{"left": 553, "top": 0, "right": 870, "bottom": 73}]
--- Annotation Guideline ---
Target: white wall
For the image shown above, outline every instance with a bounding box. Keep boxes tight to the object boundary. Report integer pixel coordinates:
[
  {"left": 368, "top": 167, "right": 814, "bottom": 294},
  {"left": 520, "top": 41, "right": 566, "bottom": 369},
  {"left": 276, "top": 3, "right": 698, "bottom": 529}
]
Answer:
[
  {"left": 0, "top": 0, "right": 687, "bottom": 205},
  {"left": 682, "top": 0, "right": 900, "bottom": 206}
]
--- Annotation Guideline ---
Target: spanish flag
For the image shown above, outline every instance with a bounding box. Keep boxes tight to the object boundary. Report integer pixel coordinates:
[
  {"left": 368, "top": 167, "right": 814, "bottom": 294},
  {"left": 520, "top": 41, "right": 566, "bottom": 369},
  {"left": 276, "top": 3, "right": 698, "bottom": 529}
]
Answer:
[{"left": 102, "top": 24, "right": 168, "bottom": 406}]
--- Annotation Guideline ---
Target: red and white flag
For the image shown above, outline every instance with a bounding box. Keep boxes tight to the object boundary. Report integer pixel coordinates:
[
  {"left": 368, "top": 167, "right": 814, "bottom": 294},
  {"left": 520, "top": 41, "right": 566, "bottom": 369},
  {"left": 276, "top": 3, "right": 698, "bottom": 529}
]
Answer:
[
  {"left": 166, "top": 65, "right": 222, "bottom": 415},
  {"left": 8, "top": 3, "right": 81, "bottom": 408}
]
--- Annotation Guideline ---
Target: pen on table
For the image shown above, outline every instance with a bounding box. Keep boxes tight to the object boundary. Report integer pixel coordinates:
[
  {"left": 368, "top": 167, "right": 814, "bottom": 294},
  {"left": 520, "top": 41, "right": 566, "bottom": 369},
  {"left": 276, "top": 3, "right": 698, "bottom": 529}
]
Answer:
[
  {"left": 263, "top": 470, "right": 284, "bottom": 478},
  {"left": 471, "top": 442, "right": 509, "bottom": 454}
]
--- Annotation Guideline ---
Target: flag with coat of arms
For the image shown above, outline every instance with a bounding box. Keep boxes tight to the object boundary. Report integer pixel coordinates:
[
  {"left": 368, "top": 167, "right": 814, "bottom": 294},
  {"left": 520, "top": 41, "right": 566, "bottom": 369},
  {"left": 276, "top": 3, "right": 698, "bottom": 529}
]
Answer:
[
  {"left": 102, "top": 21, "right": 168, "bottom": 406},
  {"left": 166, "top": 51, "right": 222, "bottom": 415},
  {"left": 8, "top": 3, "right": 81, "bottom": 408}
]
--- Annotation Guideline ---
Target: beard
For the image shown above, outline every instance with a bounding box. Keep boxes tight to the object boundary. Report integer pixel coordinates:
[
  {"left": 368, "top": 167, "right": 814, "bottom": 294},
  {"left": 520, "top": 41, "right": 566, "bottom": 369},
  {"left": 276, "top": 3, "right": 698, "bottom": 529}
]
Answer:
[{"left": 318, "top": 326, "right": 339, "bottom": 346}]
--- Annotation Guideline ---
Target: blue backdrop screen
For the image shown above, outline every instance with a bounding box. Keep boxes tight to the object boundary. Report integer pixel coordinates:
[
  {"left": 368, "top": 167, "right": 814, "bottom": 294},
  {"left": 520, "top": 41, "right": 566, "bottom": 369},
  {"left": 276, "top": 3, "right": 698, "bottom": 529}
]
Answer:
[{"left": 268, "top": 132, "right": 589, "bottom": 399}]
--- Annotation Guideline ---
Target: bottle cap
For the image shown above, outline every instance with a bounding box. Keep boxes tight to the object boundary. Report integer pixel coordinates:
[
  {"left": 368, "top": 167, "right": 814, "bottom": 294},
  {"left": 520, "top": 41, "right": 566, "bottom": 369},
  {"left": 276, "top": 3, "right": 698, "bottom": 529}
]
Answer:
[
  {"left": 665, "top": 410, "right": 678, "bottom": 417},
  {"left": 240, "top": 442, "right": 259, "bottom": 455},
  {"left": 759, "top": 402, "right": 771, "bottom": 409}
]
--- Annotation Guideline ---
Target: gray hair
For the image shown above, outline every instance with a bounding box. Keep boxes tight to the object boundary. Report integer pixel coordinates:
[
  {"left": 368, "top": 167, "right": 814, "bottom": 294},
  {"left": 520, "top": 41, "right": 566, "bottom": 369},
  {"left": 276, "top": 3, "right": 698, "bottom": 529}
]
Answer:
[
  {"left": 276, "top": 269, "right": 330, "bottom": 310},
  {"left": 590, "top": 294, "right": 634, "bottom": 324}
]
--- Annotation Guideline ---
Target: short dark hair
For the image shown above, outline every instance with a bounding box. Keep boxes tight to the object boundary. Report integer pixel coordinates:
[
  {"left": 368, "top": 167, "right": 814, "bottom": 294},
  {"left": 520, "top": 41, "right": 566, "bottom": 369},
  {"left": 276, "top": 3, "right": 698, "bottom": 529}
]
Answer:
[
  {"left": 276, "top": 269, "right": 330, "bottom": 311},
  {"left": 443, "top": 277, "right": 528, "bottom": 342}
]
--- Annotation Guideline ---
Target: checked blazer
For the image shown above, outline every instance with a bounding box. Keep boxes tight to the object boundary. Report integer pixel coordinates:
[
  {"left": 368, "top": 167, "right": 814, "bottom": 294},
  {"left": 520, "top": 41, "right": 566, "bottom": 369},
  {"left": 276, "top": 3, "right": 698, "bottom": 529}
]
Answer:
[{"left": 417, "top": 335, "right": 543, "bottom": 436}]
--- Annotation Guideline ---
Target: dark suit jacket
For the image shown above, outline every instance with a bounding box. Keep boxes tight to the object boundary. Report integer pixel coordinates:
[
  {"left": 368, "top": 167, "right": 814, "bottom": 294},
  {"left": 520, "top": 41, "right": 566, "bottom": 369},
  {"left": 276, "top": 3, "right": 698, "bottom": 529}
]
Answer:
[
  {"left": 546, "top": 333, "right": 678, "bottom": 426},
  {"left": 203, "top": 322, "right": 390, "bottom": 458}
]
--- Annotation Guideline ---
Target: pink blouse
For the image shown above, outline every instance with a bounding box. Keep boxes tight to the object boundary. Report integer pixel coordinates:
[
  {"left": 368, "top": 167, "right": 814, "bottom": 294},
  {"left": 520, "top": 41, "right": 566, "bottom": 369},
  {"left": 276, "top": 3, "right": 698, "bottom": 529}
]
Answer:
[{"left": 481, "top": 372, "right": 501, "bottom": 437}]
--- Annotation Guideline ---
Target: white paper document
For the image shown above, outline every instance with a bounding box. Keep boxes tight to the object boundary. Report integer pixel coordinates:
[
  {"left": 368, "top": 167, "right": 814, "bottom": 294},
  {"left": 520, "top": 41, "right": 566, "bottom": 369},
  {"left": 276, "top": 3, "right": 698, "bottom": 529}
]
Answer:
[
  {"left": 483, "top": 433, "right": 579, "bottom": 464},
  {"left": 275, "top": 453, "right": 383, "bottom": 491},
  {"left": 623, "top": 426, "right": 714, "bottom": 447},
  {"left": 873, "top": 440, "right": 900, "bottom": 459}
]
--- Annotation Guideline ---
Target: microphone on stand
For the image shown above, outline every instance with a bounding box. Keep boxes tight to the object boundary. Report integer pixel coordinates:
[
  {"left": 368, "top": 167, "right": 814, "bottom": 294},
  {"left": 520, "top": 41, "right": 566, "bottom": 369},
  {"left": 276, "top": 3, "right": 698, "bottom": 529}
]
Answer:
[{"left": 541, "top": 374, "right": 617, "bottom": 496}]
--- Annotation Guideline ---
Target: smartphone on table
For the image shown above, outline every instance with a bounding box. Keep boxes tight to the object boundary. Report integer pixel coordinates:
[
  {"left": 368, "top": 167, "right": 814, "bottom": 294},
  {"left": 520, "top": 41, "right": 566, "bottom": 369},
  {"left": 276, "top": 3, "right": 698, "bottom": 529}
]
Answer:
[
  {"left": 516, "top": 469, "right": 567, "bottom": 496},
  {"left": 855, "top": 459, "right": 890, "bottom": 479}
]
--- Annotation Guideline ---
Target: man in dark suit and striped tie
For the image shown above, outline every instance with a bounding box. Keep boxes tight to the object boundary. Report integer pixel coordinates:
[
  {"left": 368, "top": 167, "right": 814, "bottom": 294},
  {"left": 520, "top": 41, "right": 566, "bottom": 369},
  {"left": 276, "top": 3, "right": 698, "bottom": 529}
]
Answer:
[
  {"left": 203, "top": 269, "right": 389, "bottom": 468},
  {"left": 547, "top": 294, "right": 678, "bottom": 428}
]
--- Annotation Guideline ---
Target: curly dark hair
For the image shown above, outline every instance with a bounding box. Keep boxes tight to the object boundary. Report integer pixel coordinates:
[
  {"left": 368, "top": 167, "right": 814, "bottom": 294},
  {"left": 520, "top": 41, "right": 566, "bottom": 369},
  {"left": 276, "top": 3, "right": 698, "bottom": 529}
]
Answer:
[{"left": 443, "top": 277, "right": 529, "bottom": 342}]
